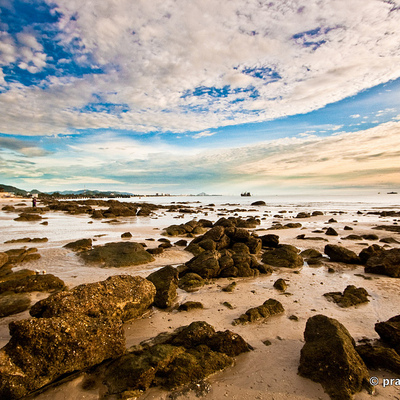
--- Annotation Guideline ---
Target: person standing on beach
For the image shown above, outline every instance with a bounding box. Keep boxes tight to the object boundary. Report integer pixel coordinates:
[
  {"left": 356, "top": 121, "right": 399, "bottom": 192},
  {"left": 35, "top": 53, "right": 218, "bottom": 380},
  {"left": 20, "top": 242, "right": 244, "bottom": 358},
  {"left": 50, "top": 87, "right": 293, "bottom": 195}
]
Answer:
[{"left": 32, "top": 197, "right": 37, "bottom": 207}]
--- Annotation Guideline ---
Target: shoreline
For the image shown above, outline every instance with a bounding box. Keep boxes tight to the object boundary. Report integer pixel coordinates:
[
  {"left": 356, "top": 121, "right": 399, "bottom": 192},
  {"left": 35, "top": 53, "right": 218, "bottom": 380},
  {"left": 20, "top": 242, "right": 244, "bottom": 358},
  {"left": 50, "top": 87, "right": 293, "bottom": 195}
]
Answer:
[{"left": 1, "top": 196, "right": 400, "bottom": 399}]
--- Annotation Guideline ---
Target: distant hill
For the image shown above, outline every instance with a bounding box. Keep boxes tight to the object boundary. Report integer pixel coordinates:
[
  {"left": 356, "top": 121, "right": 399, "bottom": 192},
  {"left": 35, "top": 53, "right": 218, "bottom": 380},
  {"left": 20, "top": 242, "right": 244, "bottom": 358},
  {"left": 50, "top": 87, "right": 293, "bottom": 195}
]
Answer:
[
  {"left": 52, "top": 189, "right": 134, "bottom": 196},
  {"left": 0, "top": 185, "right": 134, "bottom": 197},
  {"left": 0, "top": 184, "right": 31, "bottom": 196}
]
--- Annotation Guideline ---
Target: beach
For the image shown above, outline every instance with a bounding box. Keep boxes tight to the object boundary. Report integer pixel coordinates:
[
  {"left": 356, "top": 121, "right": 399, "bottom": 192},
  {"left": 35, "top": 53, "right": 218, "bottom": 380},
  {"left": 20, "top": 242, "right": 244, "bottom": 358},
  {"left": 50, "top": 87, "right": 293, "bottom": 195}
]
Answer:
[{"left": 1, "top": 195, "right": 400, "bottom": 400}]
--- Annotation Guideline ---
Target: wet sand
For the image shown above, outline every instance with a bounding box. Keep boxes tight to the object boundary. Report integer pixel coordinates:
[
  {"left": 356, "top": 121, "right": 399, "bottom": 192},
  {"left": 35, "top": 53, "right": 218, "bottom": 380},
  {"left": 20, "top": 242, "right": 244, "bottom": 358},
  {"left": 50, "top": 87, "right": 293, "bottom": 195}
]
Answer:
[{"left": 1, "top": 196, "right": 400, "bottom": 399}]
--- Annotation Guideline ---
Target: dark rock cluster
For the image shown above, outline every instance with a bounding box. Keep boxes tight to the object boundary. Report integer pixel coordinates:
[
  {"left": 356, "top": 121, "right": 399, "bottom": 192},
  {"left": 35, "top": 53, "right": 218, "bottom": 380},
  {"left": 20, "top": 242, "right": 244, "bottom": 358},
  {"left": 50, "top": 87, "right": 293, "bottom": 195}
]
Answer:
[
  {"left": 94, "top": 321, "right": 251, "bottom": 398},
  {"left": 0, "top": 275, "right": 156, "bottom": 399}
]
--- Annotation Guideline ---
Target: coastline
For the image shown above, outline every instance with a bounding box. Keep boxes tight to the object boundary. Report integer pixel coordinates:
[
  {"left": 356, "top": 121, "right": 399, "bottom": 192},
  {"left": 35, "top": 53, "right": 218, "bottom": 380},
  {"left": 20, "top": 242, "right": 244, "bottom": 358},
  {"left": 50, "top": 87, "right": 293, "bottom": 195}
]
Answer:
[{"left": 1, "top": 196, "right": 400, "bottom": 399}]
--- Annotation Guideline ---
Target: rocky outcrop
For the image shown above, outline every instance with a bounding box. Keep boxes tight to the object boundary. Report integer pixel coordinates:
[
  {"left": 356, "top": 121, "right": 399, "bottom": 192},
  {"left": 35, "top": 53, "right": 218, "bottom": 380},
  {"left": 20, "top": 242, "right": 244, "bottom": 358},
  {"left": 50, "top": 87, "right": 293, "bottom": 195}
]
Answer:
[
  {"left": 4, "top": 237, "right": 48, "bottom": 244},
  {"left": 147, "top": 266, "right": 179, "bottom": 308},
  {"left": 183, "top": 224, "right": 265, "bottom": 278},
  {"left": 300, "top": 248, "right": 324, "bottom": 265},
  {"left": 0, "top": 275, "right": 156, "bottom": 399},
  {"left": 0, "top": 274, "right": 65, "bottom": 295},
  {"left": 14, "top": 213, "right": 43, "bottom": 221},
  {"left": 324, "top": 285, "right": 369, "bottom": 308},
  {"left": 98, "top": 321, "right": 250, "bottom": 397},
  {"left": 360, "top": 246, "right": 400, "bottom": 278},
  {"left": 261, "top": 244, "right": 303, "bottom": 269},
  {"left": 80, "top": 241, "right": 154, "bottom": 267},
  {"left": 163, "top": 219, "right": 210, "bottom": 237},
  {"left": 232, "top": 298, "right": 284, "bottom": 325},
  {"left": 3, "top": 247, "right": 41, "bottom": 266},
  {"left": 298, "top": 315, "right": 372, "bottom": 400},
  {"left": 0, "top": 252, "right": 8, "bottom": 269},
  {"left": 356, "top": 343, "right": 400, "bottom": 375},
  {"left": 260, "top": 234, "right": 279, "bottom": 248},
  {"left": 324, "top": 244, "right": 361, "bottom": 264},
  {"left": 251, "top": 201, "right": 266, "bottom": 206}
]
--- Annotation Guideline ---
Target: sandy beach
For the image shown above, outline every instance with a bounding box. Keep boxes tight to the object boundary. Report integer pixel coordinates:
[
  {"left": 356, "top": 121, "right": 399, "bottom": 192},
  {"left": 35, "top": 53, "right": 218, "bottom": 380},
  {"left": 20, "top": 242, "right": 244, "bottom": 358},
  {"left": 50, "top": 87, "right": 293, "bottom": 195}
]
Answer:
[{"left": 1, "top": 195, "right": 400, "bottom": 400}]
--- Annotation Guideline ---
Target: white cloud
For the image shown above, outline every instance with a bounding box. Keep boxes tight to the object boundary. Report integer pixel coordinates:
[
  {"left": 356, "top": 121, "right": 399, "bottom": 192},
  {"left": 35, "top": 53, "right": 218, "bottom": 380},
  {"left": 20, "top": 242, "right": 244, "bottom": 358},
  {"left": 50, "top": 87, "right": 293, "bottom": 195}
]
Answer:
[
  {"left": 0, "top": 0, "right": 398, "bottom": 135},
  {"left": 350, "top": 114, "right": 361, "bottom": 118},
  {"left": 192, "top": 131, "right": 216, "bottom": 139}
]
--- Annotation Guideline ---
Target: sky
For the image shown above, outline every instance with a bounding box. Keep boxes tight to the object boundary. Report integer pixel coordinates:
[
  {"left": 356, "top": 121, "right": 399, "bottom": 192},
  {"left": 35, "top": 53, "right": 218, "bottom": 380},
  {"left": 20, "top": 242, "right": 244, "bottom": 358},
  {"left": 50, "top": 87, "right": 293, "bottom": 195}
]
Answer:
[{"left": 0, "top": 0, "right": 400, "bottom": 195}]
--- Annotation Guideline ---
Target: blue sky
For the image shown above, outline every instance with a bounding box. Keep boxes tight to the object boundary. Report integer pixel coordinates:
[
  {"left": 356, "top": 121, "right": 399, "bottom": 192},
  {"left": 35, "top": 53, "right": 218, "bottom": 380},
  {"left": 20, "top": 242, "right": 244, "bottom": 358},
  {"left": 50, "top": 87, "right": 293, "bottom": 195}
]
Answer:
[{"left": 0, "top": 0, "right": 400, "bottom": 195}]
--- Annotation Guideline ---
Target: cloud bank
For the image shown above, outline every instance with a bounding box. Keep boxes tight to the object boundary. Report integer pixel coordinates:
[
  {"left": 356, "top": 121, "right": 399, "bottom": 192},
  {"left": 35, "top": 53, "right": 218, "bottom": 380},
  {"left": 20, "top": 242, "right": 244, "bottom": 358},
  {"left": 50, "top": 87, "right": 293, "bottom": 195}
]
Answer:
[{"left": 0, "top": 0, "right": 399, "bottom": 136}]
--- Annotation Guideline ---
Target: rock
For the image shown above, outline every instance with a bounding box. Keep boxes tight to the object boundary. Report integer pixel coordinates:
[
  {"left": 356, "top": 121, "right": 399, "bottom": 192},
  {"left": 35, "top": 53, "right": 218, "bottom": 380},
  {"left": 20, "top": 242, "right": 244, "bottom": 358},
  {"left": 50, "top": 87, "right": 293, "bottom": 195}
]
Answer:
[
  {"left": 232, "top": 298, "right": 284, "bottom": 325},
  {"left": 251, "top": 201, "right": 266, "bottom": 206},
  {"left": 178, "top": 301, "right": 204, "bottom": 311},
  {"left": 5, "top": 237, "right": 48, "bottom": 244},
  {"left": 300, "top": 249, "right": 324, "bottom": 265},
  {"left": 328, "top": 218, "right": 337, "bottom": 223},
  {"left": 344, "top": 226, "right": 353, "bottom": 230},
  {"left": 358, "top": 244, "right": 384, "bottom": 264},
  {"left": 175, "top": 239, "right": 188, "bottom": 246},
  {"left": 80, "top": 241, "right": 154, "bottom": 267},
  {"left": 260, "top": 234, "right": 279, "bottom": 248},
  {"left": 121, "top": 232, "right": 132, "bottom": 239},
  {"left": 185, "top": 250, "right": 221, "bottom": 279},
  {"left": 296, "top": 212, "right": 310, "bottom": 218},
  {"left": 324, "top": 285, "right": 369, "bottom": 308},
  {"left": 273, "top": 278, "right": 287, "bottom": 291},
  {"left": 298, "top": 315, "right": 372, "bottom": 400},
  {"left": 0, "top": 315, "right": 125, "bottom": 399},
  {"left": 146, "top": 247, "right": 164, "bottom": 255},
  {"left": 261, "top": 245, "right": 303, "bottom": 269},
  {"left": 342, "top": 234, "right": 363, "bottom": 240},
  {"left": 312, "top": 211, "right": 324, "bottom": 216},
  {"left": 14, "top": 213, "right": 42, "bottom": 221},
  {"left": 325, "top": 227, "right": 338, "bottom": 236},
  {"left": 324, "top": 244, "right": 361, "bottom": 264},
  {"left": 4, "top": 247, "right": 41, "bottom": 266},
  {"left": 0, "top": 274, "right": 66, "bottom": 295},
  {"left": 147, "top": 266, "right": 179, "bottom": 309},
  {"left": 30, "top": 275, "right": 155, "bottom": 322},
  {"left": 91, "top": 210, "right": 104, "bottom": 219},
  {"left": 356, "top": 343, "right": 400, "bottom": 375},
  {"left": 375, "top": 315, "right": 400, "bottom": 354},
  {"left": 380, "top": 237, "right": 400, "bottom": 244},
  {"left": 363, "top": 248, "right": 400, "bottom": 278},
  {"left": 178, "top": 273, "right": 205, "bottom": 292},
  {"left": 222, "top": 282, "right": 237, "bottom": 292},
  {"left": 0, "top": 293, "right": 31, "bottom": 317},
  {"left": 361, "top": 234, "right": 379, "bottom": 241},
  {"left": 372, "top": 225, "right": 400, "bottom": 233},
  {"left": 63, "top": 238, "right": 93, "bottom": 252}
]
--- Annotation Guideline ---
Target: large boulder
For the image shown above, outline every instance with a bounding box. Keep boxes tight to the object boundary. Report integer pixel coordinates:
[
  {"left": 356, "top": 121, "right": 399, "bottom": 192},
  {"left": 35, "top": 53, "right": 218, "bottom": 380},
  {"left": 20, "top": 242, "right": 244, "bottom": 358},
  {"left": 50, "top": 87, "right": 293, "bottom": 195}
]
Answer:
[
  {"left": 30, "top": 275, "right": 156, "bottom": 322},
  {"left": 363, "top": 248, "right": 400, "bottom": 278},
  {"left": 261, "top": 245, "right": 303, "bottom": 269},
  {"left": 0, "top": 315, "right": 125, "bottom": 399},
  {"left": 147, "top": 266, "right": 179, "bottom": 308},
  {"left": 324, "top": 245, "right": 361, "bottom": 264},
  {"left": 80, "top": 241, "right": 154, "bottom": 267},
  {"left": 298, "top": 315, "right": 372, "bottom": 400}
]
